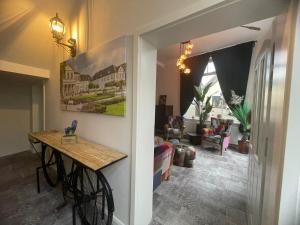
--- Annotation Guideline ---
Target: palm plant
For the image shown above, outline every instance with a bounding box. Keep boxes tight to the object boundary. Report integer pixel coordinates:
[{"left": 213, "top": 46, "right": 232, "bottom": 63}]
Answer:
[
  {"left": 231, "top": 102, "right": 250, "bottom": 141},
  {"left": 193, "top": 82, "right": 213, "bottom": 131}
]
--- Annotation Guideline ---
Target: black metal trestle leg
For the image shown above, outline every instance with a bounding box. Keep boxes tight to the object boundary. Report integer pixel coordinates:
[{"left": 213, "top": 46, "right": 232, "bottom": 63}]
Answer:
[
  {"left": 36, "top": 167, "right": 40, "bottom": 193},
  {"left": 71, "top": 164, "right": 115, "bottom": 225},
  {"left": 73, "top": 204, "right": 77, "bottom": 225}
]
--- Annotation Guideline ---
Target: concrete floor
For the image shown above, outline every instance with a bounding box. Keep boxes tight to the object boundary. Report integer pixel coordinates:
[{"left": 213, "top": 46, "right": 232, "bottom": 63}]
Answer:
[
  {"left": 0, "top": 151, "right": 73, "bottom": 225},
  {"left": 150, "top": 145, "right": 249, "bottom": 225},
  {"left": 0, "top": 146, "right": 248, "bottom": 225}
]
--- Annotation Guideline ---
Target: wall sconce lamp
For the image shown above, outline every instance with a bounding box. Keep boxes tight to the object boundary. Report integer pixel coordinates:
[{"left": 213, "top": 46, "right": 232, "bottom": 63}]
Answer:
[{"left": 49, "top": 13, "right": 76, "bottom": 57}]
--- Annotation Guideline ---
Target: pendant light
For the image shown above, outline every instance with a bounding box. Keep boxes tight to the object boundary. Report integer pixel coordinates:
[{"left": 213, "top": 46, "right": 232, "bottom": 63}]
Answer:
[{"left": 176, "top": 41, "right": 193, "bottom": 74}]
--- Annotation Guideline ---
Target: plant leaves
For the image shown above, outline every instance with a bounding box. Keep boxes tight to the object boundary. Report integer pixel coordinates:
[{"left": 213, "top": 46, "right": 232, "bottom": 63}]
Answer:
[
  {"left": 202, "top": 82, "right": 213, "bottom": 97},
  {"left": 194, "top": 86, "right": 202, "bottom": 101},
  {"left": 231, "top": 102, "right": 250, "bottom": 131}
]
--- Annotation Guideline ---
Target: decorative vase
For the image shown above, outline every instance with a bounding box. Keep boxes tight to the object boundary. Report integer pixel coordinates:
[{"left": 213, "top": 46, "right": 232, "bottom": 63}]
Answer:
[{"left": 238, "top": 140, "right": 249, "bottom": 154}]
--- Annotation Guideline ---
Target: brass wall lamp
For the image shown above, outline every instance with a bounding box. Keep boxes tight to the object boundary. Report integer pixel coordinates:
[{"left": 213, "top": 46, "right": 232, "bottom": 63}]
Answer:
[{"left": 49, "top": 13, "right": 76, "bottom": 57}]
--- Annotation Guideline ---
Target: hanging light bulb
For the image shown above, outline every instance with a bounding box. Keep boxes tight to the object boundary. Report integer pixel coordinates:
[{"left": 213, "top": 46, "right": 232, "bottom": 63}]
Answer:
[
  {"left": 184, "top": 68, "right": 191, "bottom": 74},
  {"left": 187, "top": 42, "right": 194, "bottom": 49},
  {"left": 184, "top": 49, "right": 192, "bottom": 55},
  {"left": 180, "top": 64, "right": 186, "bottom": 70},
  {"left": 177, "top": 40, "right": 193, "bottom": 75},
  {"left": 180, "top": 54, "right": 187, "bottom": 60}
]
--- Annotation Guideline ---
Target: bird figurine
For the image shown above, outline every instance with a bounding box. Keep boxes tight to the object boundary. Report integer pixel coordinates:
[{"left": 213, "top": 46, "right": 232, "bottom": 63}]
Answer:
[{"left": 64, "top": 120, "right": 78, "bottom": 136}]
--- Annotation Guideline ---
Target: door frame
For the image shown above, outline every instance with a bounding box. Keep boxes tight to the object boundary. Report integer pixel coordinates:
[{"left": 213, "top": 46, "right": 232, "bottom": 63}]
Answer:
[{"left": 248, "top": 38, "right": 274, "bottom": 225}]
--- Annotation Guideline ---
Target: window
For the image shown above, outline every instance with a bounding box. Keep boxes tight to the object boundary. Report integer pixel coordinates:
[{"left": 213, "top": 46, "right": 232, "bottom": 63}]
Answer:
[{"left": 184, "top": 59, "right": 236, "bottom": 122}]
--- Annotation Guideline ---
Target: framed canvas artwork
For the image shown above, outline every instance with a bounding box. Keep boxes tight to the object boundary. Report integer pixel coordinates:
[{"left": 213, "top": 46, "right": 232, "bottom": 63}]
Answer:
[{"left": 60, "top": 36, "right": 127, "bottom": 116}]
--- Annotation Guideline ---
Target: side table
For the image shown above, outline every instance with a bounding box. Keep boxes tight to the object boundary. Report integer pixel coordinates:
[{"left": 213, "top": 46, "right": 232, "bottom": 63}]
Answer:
[{"left": 187, "top": 132, "right": 202, "bottom": 145}]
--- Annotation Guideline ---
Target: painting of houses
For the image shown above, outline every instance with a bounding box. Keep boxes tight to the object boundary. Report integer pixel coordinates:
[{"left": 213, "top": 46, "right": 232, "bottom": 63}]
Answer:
[{"left": 60, "top": 36, "right": 127, "bottom": 116}]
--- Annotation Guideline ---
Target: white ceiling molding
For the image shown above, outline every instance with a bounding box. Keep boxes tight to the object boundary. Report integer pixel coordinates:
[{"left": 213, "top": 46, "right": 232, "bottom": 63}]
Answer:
[{"left": 0, "top": 60, "right": 50, "bottom": 79}]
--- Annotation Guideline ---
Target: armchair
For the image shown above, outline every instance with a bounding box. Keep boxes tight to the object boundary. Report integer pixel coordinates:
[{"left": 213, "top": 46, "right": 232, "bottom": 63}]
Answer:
[
  {"left": 201, "top": 118, "right": 233, "bottom": 155},
  {"left": 164, "top": 116, "right": 185, "bottom": 140}
]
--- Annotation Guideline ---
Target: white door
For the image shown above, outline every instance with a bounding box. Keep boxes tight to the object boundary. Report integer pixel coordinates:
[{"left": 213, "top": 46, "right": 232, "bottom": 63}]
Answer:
[{"left": 247, "top": 39, "right": 274, "bottom": 225}]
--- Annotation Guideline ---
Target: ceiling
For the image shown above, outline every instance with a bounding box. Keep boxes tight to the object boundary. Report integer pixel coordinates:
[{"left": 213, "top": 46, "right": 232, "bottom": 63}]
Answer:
[
  {"left": 157, "top": 17, "right": 274, "bottom": 63},
  {"left": 0, "top": 71, "right": 44, "bottom": 84}
]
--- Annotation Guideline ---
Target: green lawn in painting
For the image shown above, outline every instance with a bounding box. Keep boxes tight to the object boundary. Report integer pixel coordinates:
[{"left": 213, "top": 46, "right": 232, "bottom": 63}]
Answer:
[
  {"left": 71, "top": 94, "right": 113, "bottom": 103},
  {"left": 104, "top": 101, "right": 125, "bottom": 116}
]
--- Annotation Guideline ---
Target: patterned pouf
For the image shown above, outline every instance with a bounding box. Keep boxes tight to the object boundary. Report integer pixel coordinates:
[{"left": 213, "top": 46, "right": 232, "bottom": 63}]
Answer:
[
  {"left": 173, "top": 145, "right": 186, "bottom": 167},
  {"left": 173, "top": 145, "right": 196, "bottom": 168},
  {"left": 184, "top": 146, "right": 196, "bottom": 168}
]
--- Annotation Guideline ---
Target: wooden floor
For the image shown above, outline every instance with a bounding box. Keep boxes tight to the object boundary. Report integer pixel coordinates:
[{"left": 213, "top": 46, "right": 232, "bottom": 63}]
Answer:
[{"left": 0, "top": 151, "right": 73, "bottom": 225}]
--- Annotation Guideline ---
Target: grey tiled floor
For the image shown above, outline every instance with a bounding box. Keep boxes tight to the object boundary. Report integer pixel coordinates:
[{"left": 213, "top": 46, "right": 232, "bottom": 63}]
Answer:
[
  {"left": 151, "top": 145, "right": 249, "bottom": 225},
  {"left": 0, "top": 147, "right": 248, "bottom": 225},
  {"left": 0, "top": 151, "right": 73, "bottom": 225}
]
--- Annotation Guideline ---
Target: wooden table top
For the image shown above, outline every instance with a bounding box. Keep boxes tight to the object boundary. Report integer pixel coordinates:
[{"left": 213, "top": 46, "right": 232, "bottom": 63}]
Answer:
[{"left": 28, "top": 130, "right": 127, "bottom": 172}]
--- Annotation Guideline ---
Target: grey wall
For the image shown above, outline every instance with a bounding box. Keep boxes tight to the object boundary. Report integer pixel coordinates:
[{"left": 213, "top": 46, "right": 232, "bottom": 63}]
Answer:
[
  {"left": 0, "top": 73, "right": 44, "bottom": 157},
  {"left": 0, "top": 74, "right": 32, "bottom": 156}
]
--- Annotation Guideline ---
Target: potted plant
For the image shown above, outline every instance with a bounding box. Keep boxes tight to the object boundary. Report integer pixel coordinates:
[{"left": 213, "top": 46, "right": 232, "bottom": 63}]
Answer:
[
  {"left": 193, "top": 83, "right": 213, "bottom": 134},
  {"left": 230, "top": 91, "right": 251, "bottom": 154}
]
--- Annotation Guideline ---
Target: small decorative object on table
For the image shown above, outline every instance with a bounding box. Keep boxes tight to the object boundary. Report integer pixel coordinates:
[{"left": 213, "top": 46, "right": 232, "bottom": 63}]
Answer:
[{"left": 61, "top": 120, "right": 78, "bottom": 144}]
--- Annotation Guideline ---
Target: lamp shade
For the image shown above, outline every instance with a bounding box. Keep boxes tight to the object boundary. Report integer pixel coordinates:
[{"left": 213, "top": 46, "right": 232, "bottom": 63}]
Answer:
[{"left": 49, "top": 13, "right": 65, "bottom": 42}]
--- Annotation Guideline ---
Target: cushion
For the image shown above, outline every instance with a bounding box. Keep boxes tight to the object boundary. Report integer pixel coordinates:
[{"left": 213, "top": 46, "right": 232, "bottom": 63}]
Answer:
[
  {"left": 202, "top": 128, "right": 210, "bottom": 135},
  {"left": 206, "top": 135, "right": 222, "bottom": 144},
  {"left": 169, "top": 139, "right": 180, "bottom": 145},
  {"left": 202, "top": 128, "right": 214, "bottom": 135},
  {"left": 215, "top": 124, "right": 225, "bottom": 134}
]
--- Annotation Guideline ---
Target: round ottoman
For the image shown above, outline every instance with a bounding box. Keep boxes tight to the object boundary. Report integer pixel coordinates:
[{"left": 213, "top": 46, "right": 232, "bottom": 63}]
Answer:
[{"left": 184, "top": 146, "right": 196, "bottom": 168}]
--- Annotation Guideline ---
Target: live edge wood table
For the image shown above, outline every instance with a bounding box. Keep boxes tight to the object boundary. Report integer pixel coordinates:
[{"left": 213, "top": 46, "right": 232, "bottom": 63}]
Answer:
[{"left": 28, "top": 130, "right": 127, "bottom": 225}]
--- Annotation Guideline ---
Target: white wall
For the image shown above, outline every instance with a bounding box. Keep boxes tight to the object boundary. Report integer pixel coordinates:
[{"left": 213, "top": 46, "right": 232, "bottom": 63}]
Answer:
[
  {"left": 156, "top": 59, "right": 180, "bottom": 115},
  {"left": 0, "top": 74, "right": 31, "bottom": 157}
]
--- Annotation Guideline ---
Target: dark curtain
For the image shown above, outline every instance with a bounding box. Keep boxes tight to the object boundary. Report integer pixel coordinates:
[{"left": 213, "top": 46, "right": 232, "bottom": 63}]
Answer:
[
  {"left": 180, "top": 53, "right": 210, "bottom": 116},
  {"left": 211, "top": 41, "right": 255, "bottom": 108}
]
